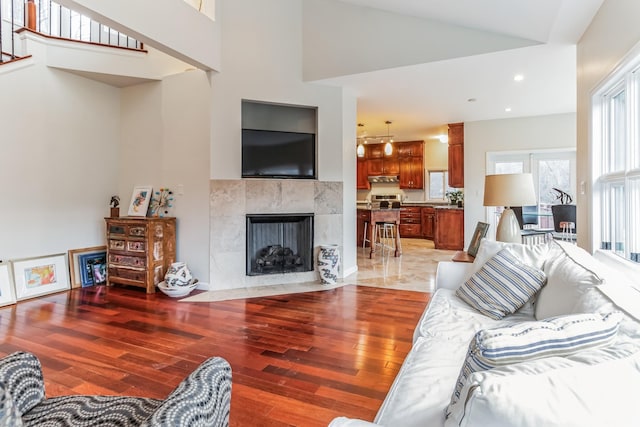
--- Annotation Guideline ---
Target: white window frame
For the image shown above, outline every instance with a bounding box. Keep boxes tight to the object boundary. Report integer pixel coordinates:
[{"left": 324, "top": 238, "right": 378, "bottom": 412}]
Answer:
[{"left": 592, "top": 42, "right": 640, "bottom": 262}]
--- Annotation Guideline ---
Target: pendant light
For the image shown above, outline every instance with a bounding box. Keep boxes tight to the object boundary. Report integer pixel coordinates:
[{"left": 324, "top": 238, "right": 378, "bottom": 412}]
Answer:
[
  {"left": 383, "top": 120, "right": 393, "bottom": 155},
  {"left": 356, "top": 123, "right": 366, "bottom": 157}
]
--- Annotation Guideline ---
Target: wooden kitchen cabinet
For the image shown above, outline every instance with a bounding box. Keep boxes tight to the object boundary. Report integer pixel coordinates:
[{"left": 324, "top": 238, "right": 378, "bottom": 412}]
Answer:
[
  {"left": 448, "top": 123, "right": 464, "bottom": 188},
  {"left": 421, "top": 206, "right": 435, "bottom": 240},
  {"left": 399, "top": 156, "right": 424, "bottom": 189},
  {"left": 434, "top": 208, "right": 464, "bottom": 250},
  {"left": 398, "top": 140, "right": 424, "bottom": 189},
  {"left": 367, "top": 144, "right": 399, "bottom": 176},
  {"left": 357, "top": 157, "right": 370, "bottom": 189},
  {"left": 357, "top": 209, "right": 371, "bottom": 247},
  {"left": 105, "top": 217, "right": 176, "bottom": 293},
  {"left": 399, "top": 206, "right": 422, "bottom": 238}
]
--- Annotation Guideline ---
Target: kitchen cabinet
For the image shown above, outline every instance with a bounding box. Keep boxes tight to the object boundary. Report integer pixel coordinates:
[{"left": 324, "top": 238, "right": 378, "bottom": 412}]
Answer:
[
  {"left": 399, "top": 156, "right": 424, "bottom": 189},
  {"left": 356, "top": 209, "right": 371, "bottom": 247},
  {"left": 105, "top": 217, "right": 176, "bottom": 293},
  {"left": 367, "top": 144, "right": 399, "bottom": 176},
  {"left": 398, "top": 140, "right": 424, "bottom": 189},
  {"left": 448, "top": 123, "right": 464, "bottom": 188},
  {"left": 397, "top": 140, "right": 423, "bottom": 157},
  {"left": 422, "top": 206, "right": 435, "bottom": 240},
  {"left": 399, "top": 206, "right": 422, "bottom": 238},
  {"left": 357, "top": 157, "right": 370, "bottom": 190},
  {"left": 434, "top": 208, "right": 464, "bottom": 250}
]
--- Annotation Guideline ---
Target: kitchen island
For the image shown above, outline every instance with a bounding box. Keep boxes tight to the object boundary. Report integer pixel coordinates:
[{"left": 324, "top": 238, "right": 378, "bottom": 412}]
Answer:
[{"left": 357, "top": 208, "right": 402, "bottom": 258}]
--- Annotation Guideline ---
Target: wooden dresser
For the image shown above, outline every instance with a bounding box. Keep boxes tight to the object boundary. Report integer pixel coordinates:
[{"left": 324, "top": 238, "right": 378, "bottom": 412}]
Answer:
[{"left": 105, "top": 217, "right": 176, "bottom": 293}]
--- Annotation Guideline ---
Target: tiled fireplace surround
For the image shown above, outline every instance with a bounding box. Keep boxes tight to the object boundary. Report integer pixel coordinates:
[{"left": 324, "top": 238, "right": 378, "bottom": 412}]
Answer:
[{"left": 210, "top": 179, "right": 343, "bottom": 289}]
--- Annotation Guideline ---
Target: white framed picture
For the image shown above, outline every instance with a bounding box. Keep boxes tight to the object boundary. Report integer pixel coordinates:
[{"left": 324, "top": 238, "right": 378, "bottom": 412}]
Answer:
[
  {"left": 0, "top": 262, "right": 17, "bottom": 307},
  {"left": 127, "top": 185, "right": 153, "bottom": 216},
  {"left": 12, "top": 254, "right": 70, "bottom": 301}
]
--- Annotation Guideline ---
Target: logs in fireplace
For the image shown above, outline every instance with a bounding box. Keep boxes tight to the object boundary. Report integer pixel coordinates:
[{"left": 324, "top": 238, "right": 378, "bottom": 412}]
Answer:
[
  {"left": 246, "top": 213, "right": 314, "bottom": 276},
  {"left": 255, "top": 245, "right": 303, "bottom": 272}
]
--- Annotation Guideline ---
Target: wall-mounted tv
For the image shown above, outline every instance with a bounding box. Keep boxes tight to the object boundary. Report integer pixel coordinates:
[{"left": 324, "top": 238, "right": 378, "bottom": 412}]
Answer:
[{"left": 242, "top": 129, "right": 316, "bottom": 179}]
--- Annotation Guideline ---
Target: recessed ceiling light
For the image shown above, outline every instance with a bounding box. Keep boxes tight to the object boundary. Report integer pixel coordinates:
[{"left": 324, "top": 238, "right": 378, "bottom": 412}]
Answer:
[
  {"left": 505, "top": 107, "right": 512, "bottom": 112},
  {"left": 514, "top": 74, "right": 524, "bottom": 82}
]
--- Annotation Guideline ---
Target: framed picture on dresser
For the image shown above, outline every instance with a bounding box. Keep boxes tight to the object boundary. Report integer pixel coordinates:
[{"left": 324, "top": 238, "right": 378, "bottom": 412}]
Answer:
[
  {"left": 127, "top": 185, "right": 153, "bottom": 216},
  {"left": 12, "top": 254, "right": 70, "bottom": 301},
  {"left": 467, "top": 222, "right": 490, "bottom": 257}
]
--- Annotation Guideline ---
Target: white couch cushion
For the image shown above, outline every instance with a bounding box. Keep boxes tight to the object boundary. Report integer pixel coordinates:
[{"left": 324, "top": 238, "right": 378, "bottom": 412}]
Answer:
[
  {"left": 469, "top": 239, "right": 550, "bottom": 278},
  {"left": 445, "top": 341, "right": 640, "bottom": 427},
  {"left": 413, "top": 289, "right": 535, "bottom": 344},
  {"left": 456, "top": 248, "right": 546, "bottom": 320},
  {"left": 535, "top": 241, "right": 606, "bottom": 320},
  {"left": 446, "top": 311, "right": 622, "bottom": 416}
]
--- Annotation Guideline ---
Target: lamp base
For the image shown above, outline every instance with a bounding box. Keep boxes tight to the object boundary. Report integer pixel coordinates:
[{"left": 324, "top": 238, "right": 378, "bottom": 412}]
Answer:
[{"left": 496, "top": 208, "right": 521, "bottom": 243}]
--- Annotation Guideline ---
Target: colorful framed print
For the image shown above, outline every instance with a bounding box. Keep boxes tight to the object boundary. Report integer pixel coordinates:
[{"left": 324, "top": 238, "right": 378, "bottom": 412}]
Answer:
[
  {"left": 79, "top": 252, "right": 107, "bottom": 287},
  {"left": 127, "top": 185, "right": 153, "bottom": 217},
  {"left": 0, "top": 262, "right": 17, "bottom": 307},
  {"left": 12, "top": 254, "right": 70, "bottom": 301},
  {"left": 68, "top": 246, "right": 107, "bottom": 288},
  {"left": 467, "top": 222, "right": 490, "bottom": 258}
]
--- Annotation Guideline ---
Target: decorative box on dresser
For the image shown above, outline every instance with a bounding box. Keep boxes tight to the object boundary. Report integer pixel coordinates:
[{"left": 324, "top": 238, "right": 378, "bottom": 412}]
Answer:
[{"left": 105, "top": 217, "right": 176, "bottom": 293}]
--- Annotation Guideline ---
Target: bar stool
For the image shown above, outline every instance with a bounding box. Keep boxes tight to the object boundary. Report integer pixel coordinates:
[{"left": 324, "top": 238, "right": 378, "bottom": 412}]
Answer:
[
  {"left": 374, "top": 222, "right": 396, "bottom": 256},
  {"left": 362, "top": 220, "right": 370, "bottom": 248}
]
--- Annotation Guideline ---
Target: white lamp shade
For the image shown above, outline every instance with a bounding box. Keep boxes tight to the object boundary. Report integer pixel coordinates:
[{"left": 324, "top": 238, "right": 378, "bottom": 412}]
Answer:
[{"left": 483, "top": 173, "right": 537, "bottom": 207}]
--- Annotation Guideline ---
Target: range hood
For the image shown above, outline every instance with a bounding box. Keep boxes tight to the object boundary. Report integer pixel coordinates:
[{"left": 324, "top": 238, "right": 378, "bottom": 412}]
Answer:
[{"left": 368, "top": 175, "right": 399, "bottom": 183}]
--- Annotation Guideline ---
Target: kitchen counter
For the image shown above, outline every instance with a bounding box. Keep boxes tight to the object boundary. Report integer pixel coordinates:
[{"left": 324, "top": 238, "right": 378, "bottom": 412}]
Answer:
[{"left": 356, "top": 208, "right": 402, "bottom": 258}]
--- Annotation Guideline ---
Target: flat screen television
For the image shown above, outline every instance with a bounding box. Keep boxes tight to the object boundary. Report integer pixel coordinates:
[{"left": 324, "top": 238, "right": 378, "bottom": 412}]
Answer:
[{"left": 242, "top": 129, "right": 316, "bottom": 179}]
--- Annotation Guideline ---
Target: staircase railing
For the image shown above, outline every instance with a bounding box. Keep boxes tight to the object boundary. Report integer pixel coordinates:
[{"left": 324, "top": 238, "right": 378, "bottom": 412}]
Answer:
[{"left": 2, "top": 0, "right": 142, "bottom": 63}]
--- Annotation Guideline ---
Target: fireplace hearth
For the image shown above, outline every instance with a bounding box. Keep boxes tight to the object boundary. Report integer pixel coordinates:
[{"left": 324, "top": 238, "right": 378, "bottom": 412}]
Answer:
[{"left": 246, "top": 213, "right": 314, "bottom": 276}]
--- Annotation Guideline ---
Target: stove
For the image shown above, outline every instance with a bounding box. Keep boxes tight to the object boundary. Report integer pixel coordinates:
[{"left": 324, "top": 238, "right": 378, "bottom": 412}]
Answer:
[{"left": 371, "top": 194, "right": 402, "bottom": 203}]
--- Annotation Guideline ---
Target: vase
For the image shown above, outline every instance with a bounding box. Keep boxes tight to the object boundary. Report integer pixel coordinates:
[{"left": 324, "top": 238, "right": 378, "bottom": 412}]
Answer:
[
  {"left": 317, "top": 245, "right": 340, "bottom": 285},
  {"left": 165, "top": 262, "right": 193, "bottom": 287},
  {"left": 110, "top": 207, "right": 119, "bottom": 217}
]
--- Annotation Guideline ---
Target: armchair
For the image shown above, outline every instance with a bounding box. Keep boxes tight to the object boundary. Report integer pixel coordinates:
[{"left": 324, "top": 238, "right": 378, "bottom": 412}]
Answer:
[{"left": 0, "top": 351, "right": 232, "bottom": 427}]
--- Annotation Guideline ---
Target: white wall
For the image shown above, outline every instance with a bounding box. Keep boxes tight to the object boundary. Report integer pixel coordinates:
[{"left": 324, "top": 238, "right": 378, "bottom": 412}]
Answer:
[
  {"left": 464, "top": 113, "right": 576, "bottom": 246},
  {"left": 577, "top": 0, "right": 640, "bottom": 251},
  {"left": 301, "top": 0, "right": 539, "bottom": 81},
  {"left": 119, "top": 71, "right": 211, "bottom": 282},
  {"left": 210, "top": 0, "right": 357, "bottom": 277},
  {"left": 0, "top": 60, "right": 120, "bottom": 260}
]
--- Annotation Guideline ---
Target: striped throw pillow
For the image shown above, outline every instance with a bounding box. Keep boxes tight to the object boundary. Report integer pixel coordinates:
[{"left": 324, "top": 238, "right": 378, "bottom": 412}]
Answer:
[
  {"left": 456, "top": 247, "right": 546, "bottom": 319},
  {"left": 445, "top": 311, "right": 623, "bottom": 417}
]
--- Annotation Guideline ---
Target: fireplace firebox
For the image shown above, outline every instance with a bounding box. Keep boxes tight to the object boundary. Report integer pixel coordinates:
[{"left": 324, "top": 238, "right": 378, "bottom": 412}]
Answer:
[{"left": 246, "top": 213, "right": 314, "bottom": 276}]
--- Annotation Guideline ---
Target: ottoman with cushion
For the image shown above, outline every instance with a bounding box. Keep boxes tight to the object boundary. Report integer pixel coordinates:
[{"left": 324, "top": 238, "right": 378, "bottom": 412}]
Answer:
[{"left": 0, "top": 351, "right": 232, "bottom": 426}]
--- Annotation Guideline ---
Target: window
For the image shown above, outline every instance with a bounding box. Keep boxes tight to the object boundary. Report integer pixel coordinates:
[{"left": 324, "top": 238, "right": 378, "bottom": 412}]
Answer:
[
  {"left": 486, "top": 151, "right": 576, "bottom": 238},
  {"left": 592, "top": 49, "right": 640, "bottom": 262},
  {"left": 429, "top": 171, "right": 453, "bottom": 200}
]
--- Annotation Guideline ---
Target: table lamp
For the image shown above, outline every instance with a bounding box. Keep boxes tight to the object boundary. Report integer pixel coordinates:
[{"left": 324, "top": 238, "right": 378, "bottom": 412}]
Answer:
[{"left": 483, "top": 173, "right": 537, "bottom": 243}]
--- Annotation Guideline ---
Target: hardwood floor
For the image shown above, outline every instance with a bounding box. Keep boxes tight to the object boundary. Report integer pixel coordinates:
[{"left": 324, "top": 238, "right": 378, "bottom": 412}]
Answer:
[{"left": 0, "top": 283, "right": 431, "bottom": 426}]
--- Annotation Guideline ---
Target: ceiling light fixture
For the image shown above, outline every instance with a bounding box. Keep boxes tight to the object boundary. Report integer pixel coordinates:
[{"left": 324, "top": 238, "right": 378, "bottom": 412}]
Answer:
[
  {"left": 438, "top": 135, "right": 448, "bottom": 144},
  {"left": 356, "top": 123, "right": 366, "bottom": 157},
  {"left": 383, "top": 120, "right": 393, "bottom": 155},
  {"left": 505, "top": 107, "right": 512, "bottom": 112},
  {"left": 514, "top": 74, "right": 524, "bottom": 82}
]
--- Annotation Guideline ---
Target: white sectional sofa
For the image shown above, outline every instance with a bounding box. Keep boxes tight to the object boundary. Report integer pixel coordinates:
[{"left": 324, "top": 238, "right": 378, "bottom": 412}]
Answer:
[{"left": 330, "top": 240, "right": 640, "bottom": 427}]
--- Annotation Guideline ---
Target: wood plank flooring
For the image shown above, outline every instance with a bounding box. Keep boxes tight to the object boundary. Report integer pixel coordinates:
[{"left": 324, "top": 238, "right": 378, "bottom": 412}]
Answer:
[{"left": 0, "top": 284, "right": 430, "bottom": 426}]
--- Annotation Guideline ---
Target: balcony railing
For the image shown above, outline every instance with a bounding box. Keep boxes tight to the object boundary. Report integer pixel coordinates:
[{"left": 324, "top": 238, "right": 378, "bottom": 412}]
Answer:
[{"left": 1, "top": 0, "right": 142, "bottom": 63}]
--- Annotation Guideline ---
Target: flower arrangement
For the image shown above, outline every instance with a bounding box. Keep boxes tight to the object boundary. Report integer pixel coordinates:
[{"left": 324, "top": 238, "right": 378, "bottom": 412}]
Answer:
[
  {"left": 109, "top": 196, "right": 120, "bottom": 208},
  {"left": 149, "top": 188, "right": 174, "bottom": 217},
  {"left": 446, "top": 190, "right": 464, "bottom": 204}
]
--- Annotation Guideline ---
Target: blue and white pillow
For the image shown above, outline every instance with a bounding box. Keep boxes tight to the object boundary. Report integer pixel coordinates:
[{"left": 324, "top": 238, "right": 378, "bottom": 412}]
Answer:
[
  {"left": 456, "top": 247, "right": 547, "bottom": 319},
  {"left": 445, "top": 311, "right": 623, "bottom": 418}
]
